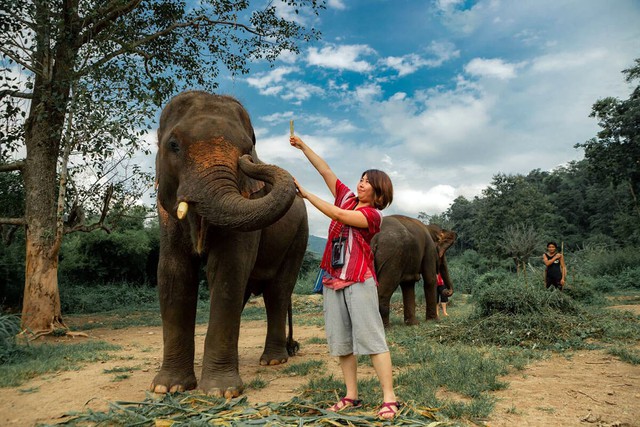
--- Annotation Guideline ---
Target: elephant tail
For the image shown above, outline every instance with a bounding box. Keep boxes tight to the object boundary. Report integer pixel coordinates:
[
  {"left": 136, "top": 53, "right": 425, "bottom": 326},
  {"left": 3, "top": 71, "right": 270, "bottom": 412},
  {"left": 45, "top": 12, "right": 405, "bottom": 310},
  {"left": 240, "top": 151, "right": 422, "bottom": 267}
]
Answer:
[{"left": 286, "top": 301, "right": 300, "bottom": 356}]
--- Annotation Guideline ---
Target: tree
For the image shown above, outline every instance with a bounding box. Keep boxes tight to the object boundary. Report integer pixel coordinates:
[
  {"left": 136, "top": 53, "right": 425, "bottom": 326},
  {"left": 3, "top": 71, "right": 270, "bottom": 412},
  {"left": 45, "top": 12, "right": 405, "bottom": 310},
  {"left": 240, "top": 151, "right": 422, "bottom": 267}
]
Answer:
[
  {"left": 577, "top": 58, "right": 640, "bottom": 220},
  {"left": 472, "top": 173, "right": 560, "bottom": 256},
  {"left": 501, "top": 223, "right": 541, "bottom": 282},
  {"left": 0, "top": 0, "right": 323, "bottom": 335}
]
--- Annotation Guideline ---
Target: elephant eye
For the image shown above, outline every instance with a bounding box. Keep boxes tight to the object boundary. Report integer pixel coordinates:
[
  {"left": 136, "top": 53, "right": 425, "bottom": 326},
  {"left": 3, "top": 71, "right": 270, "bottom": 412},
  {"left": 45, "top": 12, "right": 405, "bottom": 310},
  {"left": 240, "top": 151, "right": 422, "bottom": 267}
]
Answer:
[{"left": 168, "top": 137, "right": 180, "bottom": 153}]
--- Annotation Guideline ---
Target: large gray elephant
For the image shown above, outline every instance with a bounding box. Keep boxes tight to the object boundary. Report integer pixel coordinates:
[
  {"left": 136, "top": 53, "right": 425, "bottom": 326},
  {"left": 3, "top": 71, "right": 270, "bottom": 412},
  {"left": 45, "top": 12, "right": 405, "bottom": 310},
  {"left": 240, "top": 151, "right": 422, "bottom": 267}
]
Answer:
[
  {"left": 151, "top": 91, "right": 308, "bottom": 398},
  {"left": 372, "top": 215, "right": 455, "bottom": 327}
]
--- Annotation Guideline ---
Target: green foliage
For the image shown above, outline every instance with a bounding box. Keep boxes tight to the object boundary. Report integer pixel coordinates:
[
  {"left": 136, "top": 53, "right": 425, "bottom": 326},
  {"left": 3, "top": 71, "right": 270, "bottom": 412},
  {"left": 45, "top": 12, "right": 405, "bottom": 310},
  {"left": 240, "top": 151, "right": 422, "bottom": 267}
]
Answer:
[
  {"left": 576, "top": 58, "right": 640, "bottom": 224},
  {"left": 60, "top": 227, "right": 158, "bottom": 285},
  {"left": 473, "top": 280, "right": 581, "bottom": 317},
  {"left": 607, "top": 346, "right": 640, "bottom": 365},
  {"left": 0, "top": 227, "right": 25, "bottom": 308},
  {"left": 572, "top": 245, "right": 640, "bottom": 278},
  {"left": 60, "top": 283, "right": 158, "bottom": 314},
  {"left": 299, "top": 251, "right": 322, "bottom": 278},
  {"left": 0, "top": 313, "right": 20, "bottom": 364}
]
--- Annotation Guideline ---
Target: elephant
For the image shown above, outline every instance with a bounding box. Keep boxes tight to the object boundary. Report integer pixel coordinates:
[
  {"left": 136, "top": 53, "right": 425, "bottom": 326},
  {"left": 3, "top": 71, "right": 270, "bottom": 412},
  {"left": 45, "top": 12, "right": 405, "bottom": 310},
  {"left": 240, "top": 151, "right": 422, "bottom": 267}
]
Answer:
[
  {"left": 151, "top": 91, "right": 308, "bottom": 398},
  {"left": 371, "top": 215, "right": 455, "bottom": 327}
]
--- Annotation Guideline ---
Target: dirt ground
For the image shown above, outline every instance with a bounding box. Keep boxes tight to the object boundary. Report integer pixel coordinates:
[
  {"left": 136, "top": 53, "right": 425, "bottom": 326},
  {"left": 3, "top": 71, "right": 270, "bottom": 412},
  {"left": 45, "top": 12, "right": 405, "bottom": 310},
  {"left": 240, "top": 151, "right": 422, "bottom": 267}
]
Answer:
[{"left": 1, "top": 302, "right": 639, "bottom": 427}]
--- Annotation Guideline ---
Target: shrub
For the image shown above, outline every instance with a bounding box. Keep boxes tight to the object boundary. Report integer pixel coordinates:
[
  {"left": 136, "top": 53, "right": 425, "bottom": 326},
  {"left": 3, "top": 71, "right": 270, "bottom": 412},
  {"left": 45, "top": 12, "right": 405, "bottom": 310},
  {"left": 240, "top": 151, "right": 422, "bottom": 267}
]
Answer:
[
  {"left": 59, "top": 283, "right": 159, "bottom": 314},
  {"left": 472, "top": 278, "right": 581, "bottom": 317},
  {"left": 573, "top": 246, "right": 640, "bottom": 277},
  {"left": 0, "top": 313, "right": 21, "bottom": 364}
]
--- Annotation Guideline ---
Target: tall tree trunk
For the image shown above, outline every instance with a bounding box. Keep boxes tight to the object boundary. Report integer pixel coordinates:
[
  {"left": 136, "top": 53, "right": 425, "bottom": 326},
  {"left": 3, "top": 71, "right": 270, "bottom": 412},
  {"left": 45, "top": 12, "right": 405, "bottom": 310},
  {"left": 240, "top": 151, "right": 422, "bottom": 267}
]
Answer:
[
  {"left": 21, "top": 96, "right": 68, "bottom": 333},
  {"left": 21, "top": 237, "right": 64, "bottom": 333},
  {"left": 20, "top": 1, "right": 78, "bottom": 334}
]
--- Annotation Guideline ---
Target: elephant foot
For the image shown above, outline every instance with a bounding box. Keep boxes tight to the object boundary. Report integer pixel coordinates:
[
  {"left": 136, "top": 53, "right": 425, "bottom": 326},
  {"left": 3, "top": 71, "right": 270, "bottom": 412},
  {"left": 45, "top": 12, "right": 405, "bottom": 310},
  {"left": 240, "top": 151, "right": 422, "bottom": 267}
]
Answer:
[
  {"left": 150, "top": 369, "right": 197, "bottom": 394},
  {"left": 259, "top": 348, "right": 289, "bottom": 366},
  {"left": 199, "top": 373, "right": 244, "bottom": 398}
]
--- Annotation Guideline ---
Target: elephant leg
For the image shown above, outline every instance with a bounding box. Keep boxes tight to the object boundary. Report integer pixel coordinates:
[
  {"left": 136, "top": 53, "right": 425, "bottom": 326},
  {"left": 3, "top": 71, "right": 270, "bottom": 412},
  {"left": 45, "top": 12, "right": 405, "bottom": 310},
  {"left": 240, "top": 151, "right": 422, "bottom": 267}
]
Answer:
[
  {"left": 400, "top": 281, "right": 419, "bottom": 325},
  {"left": 376, "top": 275, "right": 396, "bottom": 328},
  {"left": 151, "top": 227, "right": 200, "bottom": 393},
  {"left": 423, "top": 274, "right": 438, "bottom": 320},
  {"left": 199, "top": 237, "right": 257, "bottom": 397},
  {"left": 260, "top": 232, "right": 305, "bottom": 366}
]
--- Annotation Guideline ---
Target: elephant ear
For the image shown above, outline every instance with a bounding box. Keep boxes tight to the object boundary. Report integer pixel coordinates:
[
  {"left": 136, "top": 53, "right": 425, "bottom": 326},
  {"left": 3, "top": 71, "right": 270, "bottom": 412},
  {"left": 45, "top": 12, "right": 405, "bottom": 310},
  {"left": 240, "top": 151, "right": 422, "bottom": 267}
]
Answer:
[
  {"left": 239, "top": 147, "right": 266, "bottom": 198},
  {"left": 436, "top": 230, "right": 457, "bottom": 259}
]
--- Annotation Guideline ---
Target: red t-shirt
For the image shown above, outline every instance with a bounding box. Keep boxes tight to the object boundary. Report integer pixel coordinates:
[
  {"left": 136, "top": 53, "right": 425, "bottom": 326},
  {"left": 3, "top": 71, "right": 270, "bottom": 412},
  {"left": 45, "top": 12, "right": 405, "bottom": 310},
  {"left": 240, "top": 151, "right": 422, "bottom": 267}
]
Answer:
[{"left": 320, "top": 179, "right": 382, "bottom": 288}]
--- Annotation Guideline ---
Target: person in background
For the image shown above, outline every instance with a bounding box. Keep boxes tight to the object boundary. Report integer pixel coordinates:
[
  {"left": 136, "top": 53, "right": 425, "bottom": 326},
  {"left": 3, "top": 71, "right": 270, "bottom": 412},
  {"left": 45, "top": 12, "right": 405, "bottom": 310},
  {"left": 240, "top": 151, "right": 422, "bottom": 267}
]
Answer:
[
  {"left": 543, "top": 241, "right": 566, "bottom": 290},
  {"left": 436, "top": 273, "right": 449, "bottom": 317},
  {"left": 289, "top": 134, "right": 400, "bottom": 420}
]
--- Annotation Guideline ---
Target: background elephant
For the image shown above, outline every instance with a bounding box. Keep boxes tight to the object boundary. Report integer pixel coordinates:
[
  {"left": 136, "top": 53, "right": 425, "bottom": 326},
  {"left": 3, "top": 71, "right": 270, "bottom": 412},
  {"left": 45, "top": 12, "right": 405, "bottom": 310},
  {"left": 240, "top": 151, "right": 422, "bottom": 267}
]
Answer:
[
  {"left": 152, "top": 91, "right": 308, "bottom": 398},
  {"left": 372, "top": 215, "right": 455, "bottom": 327}
]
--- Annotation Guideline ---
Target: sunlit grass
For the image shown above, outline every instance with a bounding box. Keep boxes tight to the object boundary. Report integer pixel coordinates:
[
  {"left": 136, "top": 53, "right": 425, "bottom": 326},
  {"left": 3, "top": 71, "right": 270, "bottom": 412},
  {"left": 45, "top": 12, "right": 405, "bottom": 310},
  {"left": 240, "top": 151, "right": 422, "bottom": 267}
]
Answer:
[{"left": 0, "top": 341, "right": 119, "bottom": 387}]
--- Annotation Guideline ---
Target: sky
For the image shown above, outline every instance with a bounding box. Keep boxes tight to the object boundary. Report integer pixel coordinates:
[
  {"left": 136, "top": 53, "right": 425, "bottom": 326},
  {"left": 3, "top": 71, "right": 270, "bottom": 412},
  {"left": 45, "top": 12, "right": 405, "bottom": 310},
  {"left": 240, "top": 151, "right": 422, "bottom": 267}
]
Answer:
[{"left": 141, "top": 0, "right": 640, "bottom": 238}]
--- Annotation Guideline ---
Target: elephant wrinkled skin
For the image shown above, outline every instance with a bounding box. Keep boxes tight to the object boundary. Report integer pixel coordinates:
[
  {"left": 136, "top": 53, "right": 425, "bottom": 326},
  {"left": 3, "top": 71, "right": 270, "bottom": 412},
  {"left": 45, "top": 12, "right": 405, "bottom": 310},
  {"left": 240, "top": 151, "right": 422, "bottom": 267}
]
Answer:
[
  {"left": 372, "top": 215, "right": 455, "bottom": 327},
  {"left": 152, "top": 91, "right": 308, "bottom": 397}
]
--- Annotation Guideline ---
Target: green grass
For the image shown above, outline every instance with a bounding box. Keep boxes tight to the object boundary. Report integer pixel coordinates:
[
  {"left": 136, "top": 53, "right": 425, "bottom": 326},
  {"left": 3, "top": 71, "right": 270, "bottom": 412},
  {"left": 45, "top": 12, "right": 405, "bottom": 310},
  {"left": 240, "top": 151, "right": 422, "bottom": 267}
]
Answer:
[
  {"left": 607, "top": 346, "right": 640, "bottom": 365},
  {"left": 306, "top": 336, "right": 326, "bottom": 345},
  {"left": 281, "top": 359, "right": 325, "bottom": 376},
  {"left": 245, "top": 377, "right": 268, "bottom": 390},
  {"left": 0, "top": 341, "right": 119, "bottom": 387}
]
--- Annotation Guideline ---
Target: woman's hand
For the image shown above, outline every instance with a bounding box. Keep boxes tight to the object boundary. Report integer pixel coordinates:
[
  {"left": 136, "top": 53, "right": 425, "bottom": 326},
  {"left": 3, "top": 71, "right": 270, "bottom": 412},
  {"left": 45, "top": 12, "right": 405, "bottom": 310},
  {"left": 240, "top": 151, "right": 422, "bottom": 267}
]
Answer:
[
  {"left": 290, "top": 135, "right": 305, "bottom": 150},
  {"left": 293, "top": 177, "right": 308, "bottom": 198}
]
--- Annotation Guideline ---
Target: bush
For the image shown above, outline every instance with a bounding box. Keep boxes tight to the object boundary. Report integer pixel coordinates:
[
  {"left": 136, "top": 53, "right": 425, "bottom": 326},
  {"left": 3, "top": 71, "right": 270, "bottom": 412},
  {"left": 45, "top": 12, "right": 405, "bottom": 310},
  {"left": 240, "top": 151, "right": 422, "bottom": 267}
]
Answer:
[
  {"left": 473, "top": 279, "right": 581, "bottom": 317},
  {"left": 0, "top": 313, "right": 21, "bottom": 364},
  {"left": 563, "top": 277, "right": 605, "bottom": 305},
  {"left": 60, "top": 283, "right": 159, "bottom": 314},
  {"left": 573, "top": 246, "right": 640, "bottom": 277}
]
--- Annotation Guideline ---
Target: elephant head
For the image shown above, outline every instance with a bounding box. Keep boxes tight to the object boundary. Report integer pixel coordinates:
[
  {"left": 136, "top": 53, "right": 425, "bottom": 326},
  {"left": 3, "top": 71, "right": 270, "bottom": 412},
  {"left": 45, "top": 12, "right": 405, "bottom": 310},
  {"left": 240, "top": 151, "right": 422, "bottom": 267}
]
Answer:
[
  {"left": 426, "top": 224, "right": 456, "bottom": 297},
  {"left": 156, "top": 91, "right": 296, "bottom": 245}
]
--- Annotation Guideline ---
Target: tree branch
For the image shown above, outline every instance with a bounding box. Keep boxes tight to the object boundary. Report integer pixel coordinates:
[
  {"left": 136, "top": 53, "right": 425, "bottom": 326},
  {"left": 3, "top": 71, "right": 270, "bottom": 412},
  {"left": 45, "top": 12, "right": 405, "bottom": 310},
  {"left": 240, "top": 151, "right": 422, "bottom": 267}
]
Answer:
[
  {"left": 0, "top": 46, "right": 40, "bottom": 75},
  {"left": 64, "top": 185, "right": 113, "bottom": 235},
  {"left": 0, "top": 161, "right": 26, "bottom": 172},
  {"left": 0, "top": 89, "right": 33, "bottom": 100},
  {"left": 78, "top": 0, "right": 143, "bottom": 46},
  {"left": 75, "top": 17, "right": 263, "bottom": 77},
  {"left": 0, "top": 217, "right": 27, "bottom": 226}
]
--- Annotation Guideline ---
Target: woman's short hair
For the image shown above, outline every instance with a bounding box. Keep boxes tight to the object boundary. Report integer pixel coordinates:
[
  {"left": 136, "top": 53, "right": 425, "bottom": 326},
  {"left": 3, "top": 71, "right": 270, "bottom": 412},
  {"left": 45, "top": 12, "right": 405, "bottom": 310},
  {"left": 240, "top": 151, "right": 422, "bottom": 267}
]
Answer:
[
  {"left": 547, "top": 241, "right": 558, "bottom": 249},
  {"left": 362, "top": 169, "right": 393, "bottom": 210}
]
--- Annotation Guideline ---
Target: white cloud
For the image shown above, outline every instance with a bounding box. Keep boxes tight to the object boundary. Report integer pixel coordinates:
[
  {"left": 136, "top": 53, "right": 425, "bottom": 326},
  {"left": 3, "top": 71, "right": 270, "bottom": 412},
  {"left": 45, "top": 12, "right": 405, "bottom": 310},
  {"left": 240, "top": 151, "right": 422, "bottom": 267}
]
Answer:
[
  {"left": 393, "top": 184, "right": 457, "bottom": 216},
  {"left": 531, "top": 49, "right": 608, "bottom": 73},
  {"left": 354, "top": 83, "right": 382, "bottom": 102},
  {"left": 246, "top": 67, "right": 298, "bottom": 89},
  {"left": 327, "top": 0, "right": 346, "bottom": 10},
  {"left": 306, "top": 44, "right": 376, "bottom": 73},
  {"left": 464, "top": 58, "right": 520, "bottom": 79},
  {"left": 245, "top": 67, "right": 323, "bottom": 102},
  {"left": 381, "top": 41, "right": 460, "bottom": 77}
]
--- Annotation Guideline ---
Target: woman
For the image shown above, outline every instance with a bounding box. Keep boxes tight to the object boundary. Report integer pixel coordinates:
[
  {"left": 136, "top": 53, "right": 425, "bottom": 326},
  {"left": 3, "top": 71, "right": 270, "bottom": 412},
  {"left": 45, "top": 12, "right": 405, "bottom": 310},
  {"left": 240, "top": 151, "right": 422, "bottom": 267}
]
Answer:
[
  {"left": 543, "top": 241, "right": 566, "bottom": 290},
  {"left": 289, "top": 135, "right": 400, "bottom": 420},
  {"left": 436, "top": 273, "right": 449, "bottom": 317}
]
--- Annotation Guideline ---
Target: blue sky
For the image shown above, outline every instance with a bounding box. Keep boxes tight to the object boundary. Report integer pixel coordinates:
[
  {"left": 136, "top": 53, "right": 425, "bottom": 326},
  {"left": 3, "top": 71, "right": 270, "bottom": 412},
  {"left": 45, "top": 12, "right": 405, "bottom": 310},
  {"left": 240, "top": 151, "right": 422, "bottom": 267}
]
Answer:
[{"left": 146, "top": 0, "right": 640, "bottom": 237}]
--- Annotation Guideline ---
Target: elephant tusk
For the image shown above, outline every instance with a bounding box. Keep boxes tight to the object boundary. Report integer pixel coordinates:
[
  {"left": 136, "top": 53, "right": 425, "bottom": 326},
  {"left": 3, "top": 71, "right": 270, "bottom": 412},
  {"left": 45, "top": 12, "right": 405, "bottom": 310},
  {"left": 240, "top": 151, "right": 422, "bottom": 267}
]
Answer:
[{"left": 177, "top": 202, "right": 189, "bottom": 220}]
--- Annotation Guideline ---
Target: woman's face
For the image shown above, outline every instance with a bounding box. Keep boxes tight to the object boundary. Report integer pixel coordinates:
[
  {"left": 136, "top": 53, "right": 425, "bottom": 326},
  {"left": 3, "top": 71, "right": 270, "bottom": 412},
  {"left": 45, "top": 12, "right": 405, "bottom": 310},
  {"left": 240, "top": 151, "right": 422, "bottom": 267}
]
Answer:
[
  {"left": 357, "top": 174, "right": 375, "bottom": 205},
  {"left": 547, "top": 244, "right": 557, "bottom": 254}
]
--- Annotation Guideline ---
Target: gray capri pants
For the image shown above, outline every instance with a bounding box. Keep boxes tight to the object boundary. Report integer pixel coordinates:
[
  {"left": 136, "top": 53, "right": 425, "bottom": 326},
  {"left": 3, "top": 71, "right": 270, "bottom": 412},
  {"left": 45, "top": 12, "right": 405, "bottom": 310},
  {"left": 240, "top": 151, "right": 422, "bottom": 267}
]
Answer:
[{"left": 323, "top": 277, "right": 389, "bottom": 356}]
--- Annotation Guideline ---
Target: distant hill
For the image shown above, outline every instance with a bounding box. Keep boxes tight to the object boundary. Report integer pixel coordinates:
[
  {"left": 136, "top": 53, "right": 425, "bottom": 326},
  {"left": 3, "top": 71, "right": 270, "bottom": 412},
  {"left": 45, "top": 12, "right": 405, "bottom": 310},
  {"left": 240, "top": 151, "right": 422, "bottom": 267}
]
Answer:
[{"left": 307, "top": 235, "right": 327, "bottom": 254}]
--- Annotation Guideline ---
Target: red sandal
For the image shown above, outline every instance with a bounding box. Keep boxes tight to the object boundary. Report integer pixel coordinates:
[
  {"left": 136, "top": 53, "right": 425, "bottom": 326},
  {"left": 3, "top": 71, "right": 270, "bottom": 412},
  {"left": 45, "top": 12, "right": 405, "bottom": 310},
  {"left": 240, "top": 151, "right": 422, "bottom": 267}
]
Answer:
[
  {"left": 327, "top": 397, "right": 363, "bottom": 412},
  {"left": 377, "top": 401, "right": 401, "bottom": 420}
]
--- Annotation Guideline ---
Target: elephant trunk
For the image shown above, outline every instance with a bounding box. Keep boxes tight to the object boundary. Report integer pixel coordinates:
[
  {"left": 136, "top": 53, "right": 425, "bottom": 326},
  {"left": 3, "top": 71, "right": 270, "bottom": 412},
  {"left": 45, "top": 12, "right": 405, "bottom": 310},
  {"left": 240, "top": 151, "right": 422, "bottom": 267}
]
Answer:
[
  {"left": 180, "top": 155, "right": 296, "bottom": 232},
  {"left": 439, "top": 256, "right": 454, "bottom": 297}
]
